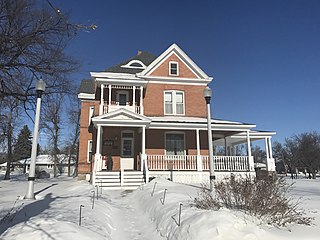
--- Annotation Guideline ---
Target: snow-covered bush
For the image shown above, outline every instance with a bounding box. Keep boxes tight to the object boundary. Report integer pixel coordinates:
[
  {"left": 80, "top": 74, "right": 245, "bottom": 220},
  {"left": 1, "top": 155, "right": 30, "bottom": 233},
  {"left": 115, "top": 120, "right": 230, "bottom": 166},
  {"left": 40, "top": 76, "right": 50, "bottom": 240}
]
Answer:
[{"left": 193, "top": 176, "right": 312, "bottom": 227}]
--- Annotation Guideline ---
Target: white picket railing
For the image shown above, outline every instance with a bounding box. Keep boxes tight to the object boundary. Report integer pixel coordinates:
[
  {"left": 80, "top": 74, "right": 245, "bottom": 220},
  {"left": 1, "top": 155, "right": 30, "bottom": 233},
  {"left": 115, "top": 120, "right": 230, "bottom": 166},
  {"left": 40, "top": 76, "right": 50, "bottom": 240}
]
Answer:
[
  {"left": 202, "top": 155, "right": 249, "bottom": 171},
  {"left": 146, "top": 155, "right": 250, "bottom": 172},
  {"left": 147, "top": 155, "right": 197, "bottom": 170}
]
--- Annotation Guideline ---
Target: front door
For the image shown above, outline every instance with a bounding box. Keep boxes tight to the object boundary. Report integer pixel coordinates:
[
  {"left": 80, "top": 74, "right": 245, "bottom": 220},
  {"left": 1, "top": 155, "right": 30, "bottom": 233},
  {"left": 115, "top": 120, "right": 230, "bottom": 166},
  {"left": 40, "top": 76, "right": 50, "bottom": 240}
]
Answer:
[{"left": 121, "top": 131, "right": 134, "bottom": 170}]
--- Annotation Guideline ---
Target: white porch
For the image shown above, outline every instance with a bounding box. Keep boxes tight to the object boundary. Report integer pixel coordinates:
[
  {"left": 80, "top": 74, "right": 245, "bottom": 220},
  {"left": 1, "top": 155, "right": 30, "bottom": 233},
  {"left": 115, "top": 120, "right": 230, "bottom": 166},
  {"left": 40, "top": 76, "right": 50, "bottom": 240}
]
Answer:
[{"left": 91, "top": 111, "right": 276, "bottom": 185}]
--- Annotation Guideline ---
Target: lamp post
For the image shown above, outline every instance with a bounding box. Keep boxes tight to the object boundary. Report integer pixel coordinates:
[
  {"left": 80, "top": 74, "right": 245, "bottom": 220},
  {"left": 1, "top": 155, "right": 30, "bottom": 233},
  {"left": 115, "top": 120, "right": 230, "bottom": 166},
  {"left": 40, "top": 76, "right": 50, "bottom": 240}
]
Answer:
[
  {"left": 25, "top": 78, "right": 46, "bottom": 199},
  {"left": 203, "top": 85, "right": 215, "bottom": 191}
]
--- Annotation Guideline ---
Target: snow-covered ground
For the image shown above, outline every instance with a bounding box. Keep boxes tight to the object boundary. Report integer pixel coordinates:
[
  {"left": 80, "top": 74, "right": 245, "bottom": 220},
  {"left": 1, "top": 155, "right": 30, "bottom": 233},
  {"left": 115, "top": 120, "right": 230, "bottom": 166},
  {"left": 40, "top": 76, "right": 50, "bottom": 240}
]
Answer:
[{"left": 0, "top": 173, "right": 319, "bottom": 240}]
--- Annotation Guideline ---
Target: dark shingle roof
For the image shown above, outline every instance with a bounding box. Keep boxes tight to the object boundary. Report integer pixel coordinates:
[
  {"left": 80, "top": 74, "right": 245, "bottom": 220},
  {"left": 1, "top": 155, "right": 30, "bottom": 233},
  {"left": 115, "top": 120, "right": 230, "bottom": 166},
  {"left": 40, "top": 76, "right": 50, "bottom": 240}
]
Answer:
[
  {"left": 105, "top": 51, "right": 157, "bottom": 74},
  {"left": 78, "top": 79, "right": 95, "bottom": 94}
]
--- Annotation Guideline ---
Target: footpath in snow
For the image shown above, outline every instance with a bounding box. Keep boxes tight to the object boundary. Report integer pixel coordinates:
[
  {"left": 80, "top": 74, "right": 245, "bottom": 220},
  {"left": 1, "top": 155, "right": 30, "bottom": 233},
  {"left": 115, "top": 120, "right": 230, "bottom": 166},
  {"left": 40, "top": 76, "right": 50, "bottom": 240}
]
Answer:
[{"left": 0, "top": 174, "right": 320, "bottom": 239}]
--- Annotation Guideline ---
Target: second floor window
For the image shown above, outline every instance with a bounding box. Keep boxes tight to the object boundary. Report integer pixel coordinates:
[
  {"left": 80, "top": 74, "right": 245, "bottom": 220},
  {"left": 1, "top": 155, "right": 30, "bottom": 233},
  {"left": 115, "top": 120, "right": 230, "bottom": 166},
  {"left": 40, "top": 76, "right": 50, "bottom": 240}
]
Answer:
[
  {"left": 169, "top": 61, "right": 178, "bottom": 76},
  {"left": 164, "top": 90, "right": 184, "bottom": 115},
  {"left": 89, "top": 106, "right": 94, "bottom": 124}
]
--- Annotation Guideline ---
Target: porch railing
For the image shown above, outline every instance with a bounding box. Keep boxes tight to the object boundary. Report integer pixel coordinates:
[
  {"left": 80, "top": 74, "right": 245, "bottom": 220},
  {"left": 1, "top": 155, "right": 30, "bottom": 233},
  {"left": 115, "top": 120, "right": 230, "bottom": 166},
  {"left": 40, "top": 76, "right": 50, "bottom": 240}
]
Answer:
[
  {"left": 147, "top": 155, "right": 197, "bottom": 170},
  {"left": 202, "top": 155, "right": 249, "bottom": 171},
  {"left": 146, "top": 155, "right": 250, "bottom": 172}
]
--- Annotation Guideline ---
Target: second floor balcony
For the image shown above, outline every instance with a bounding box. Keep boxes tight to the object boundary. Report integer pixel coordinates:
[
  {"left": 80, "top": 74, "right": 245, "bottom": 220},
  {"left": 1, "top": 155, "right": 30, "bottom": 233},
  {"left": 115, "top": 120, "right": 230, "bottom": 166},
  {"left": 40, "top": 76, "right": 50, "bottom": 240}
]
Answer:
[{"left": 99, "top": 84, "right": 144, "bottom": 115}]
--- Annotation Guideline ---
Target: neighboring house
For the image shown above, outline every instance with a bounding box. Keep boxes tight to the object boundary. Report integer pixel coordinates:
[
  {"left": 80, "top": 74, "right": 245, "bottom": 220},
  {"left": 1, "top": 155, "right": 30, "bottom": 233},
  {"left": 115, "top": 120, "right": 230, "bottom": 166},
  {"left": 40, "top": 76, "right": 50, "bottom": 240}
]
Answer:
[
  {"left": 78, "top": 43, "right": 276, "bottom": 185},
  {"left": 18, "top": 154, "right": 75, "bottom": 176}
]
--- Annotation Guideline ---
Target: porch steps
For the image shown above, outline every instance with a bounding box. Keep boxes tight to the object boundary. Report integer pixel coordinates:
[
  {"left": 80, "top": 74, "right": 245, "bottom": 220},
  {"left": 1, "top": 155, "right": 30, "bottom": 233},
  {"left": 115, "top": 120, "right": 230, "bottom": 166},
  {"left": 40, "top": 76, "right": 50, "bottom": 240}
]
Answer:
[{"left": 95, "top": 171, "right": 144, "bottom": 190}]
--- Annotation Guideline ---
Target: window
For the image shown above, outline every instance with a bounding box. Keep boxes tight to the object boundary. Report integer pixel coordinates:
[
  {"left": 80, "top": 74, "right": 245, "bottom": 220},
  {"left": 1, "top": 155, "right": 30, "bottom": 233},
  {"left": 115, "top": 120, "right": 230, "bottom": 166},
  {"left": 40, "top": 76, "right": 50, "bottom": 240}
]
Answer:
[
  {"left": 89, "top": 106, "right": 94, "bottom": 124},
  {"left": 116, "top": 91, "right": 129, "bottom": 106},
  {"left": 165, "top": 133, "right": 185, "bottom": 155},
  {"left": 169, "top": 61, "right": 179, "bottom": 76},
  {"left": 87, "top": 140, "right": 93, "bottom": 163},
  {"left": 164, "top": 90, "right": 184, "bottom": 115}
]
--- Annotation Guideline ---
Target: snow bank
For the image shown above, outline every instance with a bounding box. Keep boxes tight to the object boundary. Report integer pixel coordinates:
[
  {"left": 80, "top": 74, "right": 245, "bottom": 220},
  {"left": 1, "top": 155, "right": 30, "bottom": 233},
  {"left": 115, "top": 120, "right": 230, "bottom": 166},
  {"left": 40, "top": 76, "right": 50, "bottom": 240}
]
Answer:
[
  {"left": 0, "top": 175, "right": 319, "bottom": 240},
  {"left": 133, "top": 178, "right": 320, "bottom": 240}
]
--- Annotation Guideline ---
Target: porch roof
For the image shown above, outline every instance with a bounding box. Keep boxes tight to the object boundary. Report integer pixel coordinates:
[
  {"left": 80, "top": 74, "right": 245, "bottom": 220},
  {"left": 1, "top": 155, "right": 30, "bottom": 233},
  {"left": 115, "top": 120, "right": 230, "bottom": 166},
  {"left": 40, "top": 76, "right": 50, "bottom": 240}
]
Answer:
[{"left": 149, "top": 116, "right": 256, "bottom": 131}]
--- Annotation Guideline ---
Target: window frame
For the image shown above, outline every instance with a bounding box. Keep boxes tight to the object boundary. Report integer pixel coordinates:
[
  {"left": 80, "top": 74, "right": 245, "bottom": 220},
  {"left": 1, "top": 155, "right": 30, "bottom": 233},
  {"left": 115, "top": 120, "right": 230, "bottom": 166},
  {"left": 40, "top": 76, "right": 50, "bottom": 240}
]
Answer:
[
  {"left": 164, "top": 90, "right": 185, "bottom": 115},
  {"left": 169, "top": 61, "right": 179, "bottom": 76},
  {"left": 165, "top": 131, "right": 186, "bottom": 156},
  {"left": 116, "top": 90, "right": 129, "bottom": 106},
  {"left": 89, "top": 106, "right": 95, "bottom": 124},
  {"left": 87, "top": 140, "right": 93, "bottom": 163},
  {"left": 121, "top": 130, "right": 134, "bottom": 158}
]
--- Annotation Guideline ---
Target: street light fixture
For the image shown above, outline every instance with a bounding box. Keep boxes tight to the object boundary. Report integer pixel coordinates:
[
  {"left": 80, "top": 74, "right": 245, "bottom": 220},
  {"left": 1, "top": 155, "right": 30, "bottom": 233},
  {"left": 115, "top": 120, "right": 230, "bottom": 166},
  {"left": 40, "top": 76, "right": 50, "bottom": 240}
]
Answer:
[
  {"left": 203, "top": 85, "right": 215, "bottom": 191},
  {"left": 25, "top": 78, "right": 46, "bottom": 199}
]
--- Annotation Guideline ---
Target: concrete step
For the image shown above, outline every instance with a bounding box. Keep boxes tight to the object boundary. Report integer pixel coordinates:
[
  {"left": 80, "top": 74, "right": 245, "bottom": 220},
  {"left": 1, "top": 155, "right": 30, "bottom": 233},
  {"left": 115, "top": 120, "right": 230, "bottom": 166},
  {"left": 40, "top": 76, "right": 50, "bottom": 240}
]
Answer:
[
  {"left": 96, "top": 171, "right": 120, "bottom": 176},
  {"left": 97, "top": 179, "right": 120, "bottom": 184}
]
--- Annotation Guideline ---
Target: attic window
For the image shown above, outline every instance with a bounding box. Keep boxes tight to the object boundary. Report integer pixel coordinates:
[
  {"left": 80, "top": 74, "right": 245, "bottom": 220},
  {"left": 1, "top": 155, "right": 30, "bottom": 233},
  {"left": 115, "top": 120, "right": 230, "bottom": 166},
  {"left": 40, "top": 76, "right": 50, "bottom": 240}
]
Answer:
[
  {"left": 169, "top": 61, "right": 179, "bottom": 76},
  {"left": 121, "top": 60, "right": 146, "bottom": 69}
]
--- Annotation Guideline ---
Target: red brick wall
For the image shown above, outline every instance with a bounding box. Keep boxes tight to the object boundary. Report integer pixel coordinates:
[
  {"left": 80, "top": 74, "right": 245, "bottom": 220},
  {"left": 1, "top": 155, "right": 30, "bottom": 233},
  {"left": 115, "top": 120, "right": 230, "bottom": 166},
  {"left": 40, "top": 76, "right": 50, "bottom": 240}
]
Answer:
[
  {"left": 78, "top": 100, "right": 99, "bottom": 174},
  {"left": 143, "top": 83, "right": 207, "bottom": 117}
]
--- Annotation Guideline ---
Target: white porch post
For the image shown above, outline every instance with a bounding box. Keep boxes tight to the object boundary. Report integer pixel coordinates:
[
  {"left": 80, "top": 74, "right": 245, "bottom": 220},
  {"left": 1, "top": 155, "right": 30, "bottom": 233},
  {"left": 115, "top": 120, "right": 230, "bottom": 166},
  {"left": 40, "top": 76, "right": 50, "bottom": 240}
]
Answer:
[
  {"left": 141, "top": 126, "right": 146, "bottom": 171},
  {"left": 141, "top": 126, "right": 146, "bottom": 154},
  {"left": 196, "top": 129, "right": 202, "bottom": 171},
  {"left": 265, "top": 137, "right": 275, "bottom": 172},
  {"left": 108, "top": 85, "right": 112, "bottom": 111},
  {"left": 140, "top": 86, "right": 144, "bottom": 114},
  {"left": 246, "top": 131, "right": 254, "bottom": 171},
  {"left": 133, "top": 86, "right": 136, "bottom": 110},
  {"left": 94, "top": 125, "right": 103, "bottom": 173},
  {"left": 99, "top": 84, "right": 104, "bottom": 115}
]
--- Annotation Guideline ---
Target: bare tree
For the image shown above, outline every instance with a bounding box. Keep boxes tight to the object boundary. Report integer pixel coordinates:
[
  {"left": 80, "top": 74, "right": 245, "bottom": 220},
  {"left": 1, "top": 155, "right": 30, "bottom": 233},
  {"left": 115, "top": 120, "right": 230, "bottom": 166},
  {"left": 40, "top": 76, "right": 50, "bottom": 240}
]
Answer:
[
  {"left": 0, "top": 0, "right": 80, "bottom": 106},
  {"left": 0, "top": 96, "right": 21, "bottom": 179},
  {"left": 41, "top": 93, "right": 64, "bottom": 177},
  {"left": 294, "top": 132, "right": 320, "bottom": 179},
  {"left": 251, "top": 145, "right": 266, "bottom": 164},
  {"left": 66, "top": 97, "right": 81, "bottom": 177}
]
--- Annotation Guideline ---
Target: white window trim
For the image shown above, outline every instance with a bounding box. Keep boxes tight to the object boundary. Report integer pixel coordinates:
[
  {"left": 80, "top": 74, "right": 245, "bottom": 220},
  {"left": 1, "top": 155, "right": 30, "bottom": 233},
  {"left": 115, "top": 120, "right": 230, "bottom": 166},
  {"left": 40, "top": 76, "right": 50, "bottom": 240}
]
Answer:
[
  {"left": 121, "top": 130, "right": 134, "bottom": 158},
  {"left": 89, "top": 106, "right": 94, "bottom": 124},
  {"left": 169, "top": 61, "right": 179, "bottom": 76},
  {"left": 116, "top": 90, "right": 129, "bottom": 106},
  {"left": 164, "top": 90, "right": 185, "bottom": 115},
  {"left": 164, "top": 131, "right": 186, "bottom": 156},
  {"left": 87, "top": 140, "right": 93, "bottom": 163}
]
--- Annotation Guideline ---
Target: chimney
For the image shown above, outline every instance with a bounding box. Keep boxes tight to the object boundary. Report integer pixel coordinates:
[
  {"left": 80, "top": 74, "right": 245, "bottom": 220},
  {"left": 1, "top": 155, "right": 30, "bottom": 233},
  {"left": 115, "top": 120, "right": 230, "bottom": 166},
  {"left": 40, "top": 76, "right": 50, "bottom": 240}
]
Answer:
[{"left": 137, "top": 50, "right": 142, "bottom": 56}]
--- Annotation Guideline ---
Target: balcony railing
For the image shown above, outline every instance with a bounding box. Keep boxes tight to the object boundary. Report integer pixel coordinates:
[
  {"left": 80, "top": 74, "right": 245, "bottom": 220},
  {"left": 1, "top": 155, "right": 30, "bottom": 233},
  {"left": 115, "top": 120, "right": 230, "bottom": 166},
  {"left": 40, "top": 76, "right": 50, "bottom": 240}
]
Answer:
[
  {"left": 103, "top": 103, "right": 141, "bottom": 114},
  {"left": 145, "top": 155, "right": 250, "bottom": 172}
]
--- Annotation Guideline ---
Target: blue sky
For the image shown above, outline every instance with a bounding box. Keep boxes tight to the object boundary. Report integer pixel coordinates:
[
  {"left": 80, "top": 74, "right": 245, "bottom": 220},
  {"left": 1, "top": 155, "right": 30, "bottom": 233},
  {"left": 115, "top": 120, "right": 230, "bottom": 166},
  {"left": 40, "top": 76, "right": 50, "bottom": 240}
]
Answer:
[{"left": 52, "top": 0, "right": 320, "bottom": 144}]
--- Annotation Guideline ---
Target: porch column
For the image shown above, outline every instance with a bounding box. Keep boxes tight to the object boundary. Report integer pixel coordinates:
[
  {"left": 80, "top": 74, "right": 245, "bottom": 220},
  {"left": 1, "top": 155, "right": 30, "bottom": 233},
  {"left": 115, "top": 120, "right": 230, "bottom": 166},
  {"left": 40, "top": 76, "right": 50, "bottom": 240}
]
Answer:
[
  {"left": 140, "top": 86, "right": 144, "bottom": 114},
  {"left": 133, "top": 86, "right": 136, "bottom": 111},
  {"left": 108, "top": 85, "right": 112, "bottom": 111},
  {"left": 141, "top": 126, "right": 146, "bottom": 172},
  {"left": 99, "top": 84, "right": 104, "bottom": 115},
  {"left": 265, "top": 137, "right": 275, "bottom": 172},
  {"left": 224, "top": 137, "right": 227, "bottom": 156},
  {"left": 246, "top": 131, "right": 254, "bottom": 171},
  {"left": 94, "top": 125, "right": 103, "bottom": 172},
  {"left": 196, "top": 129, "right": 202, "bottom": 171},
  {"left": 141, "top": 126, "right": 146, "bottom": 154}
]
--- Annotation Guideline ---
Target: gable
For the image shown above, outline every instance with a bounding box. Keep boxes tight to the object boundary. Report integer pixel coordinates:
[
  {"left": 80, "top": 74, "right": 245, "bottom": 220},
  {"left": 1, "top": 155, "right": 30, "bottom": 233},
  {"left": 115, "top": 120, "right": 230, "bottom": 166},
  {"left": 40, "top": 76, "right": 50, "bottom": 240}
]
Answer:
[
  {"left": 92, "top": 108, "right": 151, "bottom": 126},
  {"left": 137, "top": 43, "right": 213, "bottom": 83},
  {"left": 149, "top": 52, "right": 198, "bottom": 78}
]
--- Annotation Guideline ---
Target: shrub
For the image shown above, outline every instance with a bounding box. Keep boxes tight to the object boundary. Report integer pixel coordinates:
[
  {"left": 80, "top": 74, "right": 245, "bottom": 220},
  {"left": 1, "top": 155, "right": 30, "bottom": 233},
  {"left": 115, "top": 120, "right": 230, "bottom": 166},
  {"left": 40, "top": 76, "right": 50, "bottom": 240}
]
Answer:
[{"left": 193, "top": 176, "right": 312, "bottom": 227}]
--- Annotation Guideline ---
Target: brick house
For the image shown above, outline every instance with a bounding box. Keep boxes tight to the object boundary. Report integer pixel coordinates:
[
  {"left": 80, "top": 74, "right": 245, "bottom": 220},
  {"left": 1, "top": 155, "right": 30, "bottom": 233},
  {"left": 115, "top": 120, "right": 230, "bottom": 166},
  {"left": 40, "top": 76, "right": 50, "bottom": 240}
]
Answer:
[{"left": 78, "top": 44, "right": 276, "bottom": 188}]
